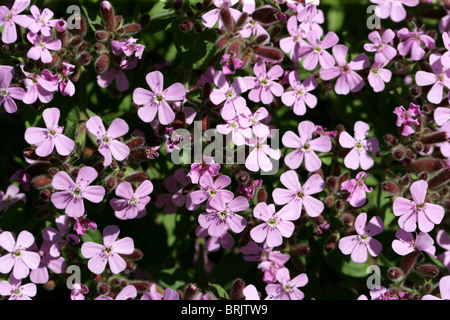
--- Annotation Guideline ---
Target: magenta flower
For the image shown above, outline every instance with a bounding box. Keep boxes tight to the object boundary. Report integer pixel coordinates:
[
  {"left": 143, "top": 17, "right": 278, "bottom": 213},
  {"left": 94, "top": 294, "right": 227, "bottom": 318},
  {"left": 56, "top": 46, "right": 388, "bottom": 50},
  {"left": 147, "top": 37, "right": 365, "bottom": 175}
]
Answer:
[
  {"left": 201, "top": 0, "right": 240, "bottom": 28},
  {"left": 217, "top": 115, "right": 252, "bottom": 146},
  {"left": 24, "top": 107, "right": 75, "bottom": 158},
  {"left": 319, "top": 44, "right": 370, "bottom": 95},
  {"left": 245, "top": 136, "right": 281, "bottom": 173},
  {"left": 279, "top": 16, "right": 307, "bottom": 63},
  {"left": 109, "top": 180, "right": 153, "bottom": 220},
  {"left": 133, "top": 70, "right": 186, "bottom": 125},
  {"left": 51, "top": 166, "right": 106, "bottom": 218},
  {"left": 392, "top": 229, "right": 436, "bottom": 257},
  {"left": 272, "top": 170, "right": 325, "bottom": 219},
  {"left": 397, "top": 25, "right": 435, "bottom": 61},
  {"left": 96, "top": 285, "right": 137, "bottom": 300},
  {"left": 221, "top": 53, "right": 244, "bottom": 75},
  {"left": 281, "top": 72, "right": 318, "bottom": 116},
  {"left": 21, "top": 65, "right": 58, "bottom": 104},
  {"left": 190, "top": 174, "right": 234, "bottom": 205},
  {"left": 42, "top": 215, "right": 80, "bottom": 257},
  {"left": 26, "top": 32, "right": 61, "bottom": 64},
  {"left": 340, "top": 171, "right": 373, "bottom": 208},
  {"left": 371, "top": 0, "right": 419, "bottom": 23},
  {"left": 29, "top": 241, "right": 65, "bottom": 284},
  {"left": 97, "top": 58, "right": 136, "bottom": 93},
  {"left": 393, "top": 102, "right": 421, "bottom": 136},
  {"left": 0, "top": 0, "right": 33, "bottom": 44},
  {"left": 243, "top": 62, "right": 284, "bottom": 104},
  {"left": 0, "top": 66, "right": 26, "bottom": 114},
  {"left": 198, "top": 194, "right": 248, "bottom": 237},
  {"left": 58, "top": 62, "right": 76, "bottom": 97},
  {"left": 27, "top": 5, "right": 58, "bottom": 37},
  {"left": 298, "top": 4, "right": 324, "bottom": 37},
  {"left": 282, "top": 120, "right": 332, "bottom": 172},
  {"left": 298, "top": 30, "right": 339, "bottom": 70},
  {"left": 141, "top": 284, "right": 180, "bottom": 300},
  {"left": 111, "top": 37, "right": 145, "bottom": 59},
  {"left": 265, "top": 267, "right": 308, "bottom": 300},
  {"left": 81, "top": 225, "right": 134, "bottom": 275},
  {"left": 86, "top": 116, "right": 130, "bottom": 166},
  {"left": 70, "top": 283, "right": 89, "bottom": 300},
  {"left": 169, "top": 168, "right": 200, "bottom": 212},
  {"left": 0, "top": 230, "right": 40, "bottom": 279},
  {"left": 73, "top": 215, "right": 97, "bottom": 236},
  {"left": 338, "top": 212, "right": 384, "bottom": 263},
  {"left": 422, "top": 276, "right": 450, "bottom": 300},
  {"left": 393, "top": 180, "right": 445, "bottom": 233},
  {"left": 338, "top": 121, "right": 379, "bottom": 170},
  {"left": 367, "top": 62, "right": 392, "bottom": 93},
  {"left": 250, "top": 202, "right": 297, "bottom": 248},
  {"left": 0, "top": 184, "right": 26, "bottom": 212},
  {"left": 187, "top": 157, "right": 220, "bottom": 185},
  {"left": 0, "top": 275, "right": 36, "bottom": 300},
  {"left": 364, "top": 29, "right": 397, "bottom": 64},
  {"left": 238, "top": 106, "right": 271, "bottom": 139},
  {"left": 210, "top": 70, "right": 248, "bottom": 120},
  {"left": 415, "top": 53, "right": 450, "bottom": 104}
]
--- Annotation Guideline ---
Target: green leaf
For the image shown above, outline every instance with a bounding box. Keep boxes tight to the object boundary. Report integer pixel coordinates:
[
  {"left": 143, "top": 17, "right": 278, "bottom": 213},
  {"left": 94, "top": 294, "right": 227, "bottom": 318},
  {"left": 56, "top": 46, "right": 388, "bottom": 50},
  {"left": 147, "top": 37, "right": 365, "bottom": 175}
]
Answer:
[{"left": 209, "top": 283, "right": 229, "bottom": 300}]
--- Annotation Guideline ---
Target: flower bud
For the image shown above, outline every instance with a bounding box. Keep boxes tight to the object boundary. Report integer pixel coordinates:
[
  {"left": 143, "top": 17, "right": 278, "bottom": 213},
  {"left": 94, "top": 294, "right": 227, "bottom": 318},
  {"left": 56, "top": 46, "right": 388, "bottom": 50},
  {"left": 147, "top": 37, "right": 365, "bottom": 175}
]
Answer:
[
  {"left": 388, "top": 267, "right": 404, "bottom": 282},
  {"left": 105, "top": 176, "right": 117, "bottom": 193},
  {"left": 324, "top": 195, "right": 334, "bottom": 207},
  {"left": 76, "top": 52, "right": 92, "bottom": 66},
  {"left": 227, "top": 41, "right": 241, "bottom": 56},
  {"left": 44, "top": 280, "right": 56, "bottom": 291},
  {"left": 230, "top": 279, "right": 245, "bottom": 300},
  {"left": 72, "top": 14, "right": 87, "bottom": 36},
  {"left": 253, "top": 46, "right": 284, "bottom": 62},
  {"left": 235, "top": 12, "right": 248, "bottom": 29},
  {"left": 253, "top": 34, "right": 269, "bottom": 46},
  {"left": 97, "top": 282, "right": 110, "bottom": 295},
  {"left": 392, "top": 145, "right": 405, "bottom": 161},
  {"left": 239, "top": 226, "right": 252, "bottom": 248},
  {"left": 409, "top": 85, "right": 422, "bottom": 98},
  {"left": 216, "top": 35, "right": 229, "bottom": 49},
  {"left": 120, "top": 23, "right": 142, "bottom": 35},
  {"left": 252, "top": 5, "right": 284, "bottom": 26},
  {"left": 174, "top": 0, "right": 184, "bottom": 10},
  {"left": 418, "top": 171, "right": 429, "bottom": 181},
  {"left": 341, "top": 212, "right": 355, "bottom": 229},
  {"left": 292, "top": 244, "right": 311, "bottom": 256},
  {"left": 126, "top": 136, "right": 145, "bottom": 149},
  {"left": 101, "top": 1, "right": 116, "bottom": 32},
  {"left": 220, "top": 7, "right": 234, "bottom": 31},
  {"left": 399, "top": 174, "right": 412, "bottom": 186},
  {"left": 179, "top": 20, "right": 194, "bottom": 32},
  {"left": 325, "top": 233, "right": 338, "bottom": 252},
  {"left": 401, "top": 251, "right": 420, "bottom": 274},
  {"left": 92, "top": 274, "right": 102, "bottom": 283},
  {"left": 31, "top": 176, "right": 53, "bottom": 189},
  {"left": 339, "top": 172, "right": 351, "bottom": 184},
  {"left": 428, "top": 168, "right": 450, "bottom": 189},
  {"left": 95, "top": 30, "right": 109, "bottom": 42},
  {"left": 130, "top": 281, "right": 150, "bottom": 292},
  {"left": 124, "top": 172, "right": 148, "bottom": 183},
  {"left": 381, "top": 181, "right": 401, "bottom": 195},
  {"left": 326, "top": 176, "right": 339, "bottom": 194},
  {"left": 421, "top": 132, "right": 448, "bottom": 144},
  {"left": 257, "top": 188, "right": 267, "bottom": 203},
  {"left": 95, "top": 53, "right": 110, "bottom": 74},
  {"left": 40, "top": 189, "right": 51, "bottom": 200},
  {"left": 183, "top": 284, "right": 198, "bottom": 300},
  {"left": 384, "top": 133, "right": 397, "bottom": 146},
  {"left": 415, "top": 264, "right": 440, "bottom": 278},
  {"left": 408, "top": 158, "right": 445, "bottom": 172},
  {"left": 412, "top": 141, "right": 424, "bottom": 152},
  {"left": 335, "top": 199, "right": 345, "bottom": 212}
]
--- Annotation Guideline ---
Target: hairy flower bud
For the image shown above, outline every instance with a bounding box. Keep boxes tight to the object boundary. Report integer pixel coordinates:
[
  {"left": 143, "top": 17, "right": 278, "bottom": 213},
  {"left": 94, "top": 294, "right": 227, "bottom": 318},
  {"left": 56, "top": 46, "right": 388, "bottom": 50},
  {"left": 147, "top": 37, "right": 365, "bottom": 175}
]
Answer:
[
  {"left": 408, "top": 158, "right": 445, "bottom": 172},
  {"left": 421, "top": 132, "right": 448, "bottom": 145},
  {"left": 401, "top": 251, "right": 420, "bottom": 274},
  {"left": 31, "top": 176, "right": 53, "bottom": 189},
  {"left": 220, "top": 7, "right": 234, "bottom": 31},
  {"left": 95, "top": 53, "right": 110, "bottom": 74},
  {"left": 124, "top": 172, "right": 148, "bottom": 183},
  {"left": 428, "top": 168, "right": 450, "bottom": 189},
  {"left": 415, "top": 264, "right": 440, "bottom": 278},
  {"left": 324, "top": 195, "right": 334, "bottom": 207},
  {"left": 105, "top": 176, "right": 117, "bottom": 193},
  {"left": 418, "top": 171, "right": 429, "bottom": 181},
  {"left": 183, "top": 284, "right": 198, "bottom": 300},
  {"left": 230, "top": 279, "right": 245, "bottom": 300},
  {"left": 392, "top": 145, "right": 405, "bottom": 161},
  {"left": 388, "top": 267, "right": 404, "bottom": 282},
  {"left": 235, "top": 12, "right": 248, "bottom": 29},
  {"left": 97, "top": 282, "right": 110, "bottom": 295},
  {"left": 252, "top": 5, "right": 285, "bottom": 26},
  {"left": 101, "top": 1, "right": 116, "bottom": 32},
  {"left": 253, "top": 46, "right": 284, "bottom": 62},
  {"left": 341, "top": 212, "right": 355, "bottom": 229},
  {"left": 257, "top": 188, "right": 267, "bottom": 203},
  {"left": 76, "top": 52, "right": 92, "bottom": 66},
  {"left": 120, "top": 23, "right": 142, "bottom": 35},
  {"left": 326, "top": 176, "right": 339, "bottom": 194},
  {"left": 292, "top": 244, "right": 311, "bottom": 256},
  {"left": 95, "top": 30, "right": 109, "bottom": 42},
  {"left": 325, "top": 233, "right": 338, "bottom": 252},
  {"left": 382, "top": 180, "right": 401, "bottom": 195},
  {"left": 179, "top": 20, "right": 194, "bottom": 32}
]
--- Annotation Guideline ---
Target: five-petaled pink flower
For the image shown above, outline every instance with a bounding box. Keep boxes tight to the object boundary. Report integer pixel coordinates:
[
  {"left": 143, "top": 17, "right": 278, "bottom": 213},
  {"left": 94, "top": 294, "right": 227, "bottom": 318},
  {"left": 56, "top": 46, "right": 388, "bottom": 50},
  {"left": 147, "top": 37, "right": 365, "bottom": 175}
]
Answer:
[
  {"left": 109, "top": 180, "right": 153, "bottom": 220},
  {"left": 81, "top": 225, "right": 134, "bottom": 275},
  {"left": 371, "top": 0, "right": 419, "bottom": 23},
  {"left": 0, "top": 184, "right": 26, "bottom": 212},
  {"left": 244, "top": 62, "right": 284, "bottom": 104},
  {"left": 393, "top": 180, "right": 445, "bottom": 233},
  {"left": 0, "top": 275, "right": 36, "bottom": 300},
  {"left": 272, "top": 170, "right": 325, "bottom": 219},
  {"left": 133, "top": 70, "right": 186, "bottom": 125},
  {"left": 51, "top": 166, "right": 106, "bottom": 218},
  {"left": 364, "top": 29, "right": 397, "bottom": 64},
  {"left": 392, "top": 229, "right": 436, "bottom": 257},
  {"left": 26, "top": 32, "right": 61, "bottom": 64},
  {"left": 0, "top": 0, "right": 33, "bottom": 44},
  {"left": 265, "top": 267, "right": 308, "bottom": 300},
  {"left": 24, "top": 107, "right": 75, "bottom": 158},
  {"left": 0, "top": 66, "right": 26, "bottom": 114},
  {"left": 86, "top": 116, "right": 130, "bottom": 167},
  {"left": 397, "top": 25, "right": 435, "bottom": 61},
  {"left": 198, "top": 194, "right": 248, "bottom": 237},
  {"left": 367, "top": 62, "right": 392, "bottom": 93},
  {"left": 393, "top": 102, "right": 421, "bottom": 136},
  {"left": 338, "top": 120, "right": 379, "bottom": 170},
  {"left": 250, "top": 202, "right": 297, "bottom": 248},
  {"left": 279, "top": 16, "right": 307, "bottom": 63},
  {"left": 340, "top": 171, "right": 373, "bottom": 208},
  {"left": 0, "top": 230, "right": 40, "bottom": 279},
  {"left": 201, "top": 0, "right": 240, "bottom": 29},
  {"left": 338, "top": 212, "right": 384, "bottom": 263},
  {"left": 190, "top": 174, "right": 234, "bottom": 205},
  {"left": 319, "top": 44, "right": 370, "bottom": 95},
  {"left": 281, "top": 71, "right": 318, "bottom": 116},
  {"left": 415, "top": 53, "right": 450, "bottom": 104},
  {"left": 42, "top": 215, "right": 81, "bottom": 257},
  {"left": 282, "top": 120, "right": 332, "bottom": 172},
  {"left": 27, "top": 5, "right": 59, "bottom": 37},
  {"left": 245, "top": 136, "right": 281, "bottom": 173},
  {"left": 298, "top": 30, "right": 339, "bottom": 70}
]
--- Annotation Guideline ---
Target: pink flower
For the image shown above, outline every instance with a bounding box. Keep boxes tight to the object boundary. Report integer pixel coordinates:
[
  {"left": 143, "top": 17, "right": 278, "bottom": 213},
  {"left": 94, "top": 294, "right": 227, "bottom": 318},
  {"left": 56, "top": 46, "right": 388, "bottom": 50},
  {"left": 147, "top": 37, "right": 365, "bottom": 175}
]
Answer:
[
  {"left": 0, "top": 66, "right": 26, "bottom": 114},
  {"left": 397, "top": 25, "right": 435, "bottom": 61},
  {"left": 58, "top": 62, "right": 76, "bottom": 97},
  {"left": 237, "top": 179, "right": 262, "bottom": 200},
  {"left": 392, "top": 229, "right": 436, "bottom": 257},
  {"left": 187, "top": 157, "right": 221, "bottom": 184},
  {"left": 265, "top": 267, "right": 308, "bottom": 300},
  {"left": 393, "top": 103, "right": 421, "bottom": 136},
  {"left": 0, "top": 0, "right": 33, "bottom": 44},
  {"left": 86, "top": 116, "right": 130, "bottom": 166},
  {"left": 0, "top": 230, "right": 40, "bottom": 279},
  {"left": 169, "top": 168, "right": 200, "bottom": 212},
  {"left": 26, "top": 32, "right": 61, "bottom": 63},
  {"left": 367, "top": 62, "right": 392, "bottom": 93},
  {"left": 141, "top": 284, "right": 180, "bottom": 300},
  {"left": 297, "top": 0, "right": 320, "bottom": 22},
  {"left": 216, "top": 114, "right": 252, "bottom": 146},
  {"left": 243, "top": 62, "right": 284, "bottom": 104},
  {"left": 282, "top": 120, "right": 332, "bottom": 172},
  {"left": 434, "top": 107, "right": 450, "bottom": 129},
  {"left": 422, "top": 276, "right": 450, "bottom": 300},
  {"left": 111, "top": 37, "right": 145, "bottom": 59},
  {"left": 281, "top": 72, "right": 318, "bottom": 116},
  {"left": 340, "top": 172, "right": 373, "bottom": 208},
  {"left": 393, "top": 180, "right": 445, "bottom": 233},
  {"left": 21, "top": 65, "right": 58, "bottom": 104},
  {"left": 97, "top": 58, "right": 136, "bottom": 93},
  {"left": 245, "top": 136, "right": 281, "bottom": 173},
  {"left": 109, "top": 180, "right": 153, "bottom": 220},
  {"left": 42, "top": 215, "right": 80, "bottom": 258},
  {"left": 279, "top": 16, "right": 307, "bottom": 63},
  {"left": 297, "top": 3, "right": 324, "bottom": 38},
  {"left": 190, "top": 174, "right": 234, "bottom": 205},
  {"left": 298, "top": 30, "right": 339, "bottom": 70},
  {"left": 221, "top": 53, "right": 244, "bottom": 75},
  {"left": 0, "top": 275, "right": 36, "bottom": 300},
  {"left": 133, "top": 70, "right": 186, "bottom": 125},
  {"left": 96, "top": 285, "right": 137, "bottom": 300},
  {"left": 239, "top": 106, "right": 271, "bottom": 139},
  {"left": 415, "top": 53, "right": 450, "bottom": 104},
  {"left": 24, "top": 107, "right": 75, "bottom": 158},
  {"left": 73, "top": 215, "right": 97, "bottom": 236},
  {"left": 338, "top": 212, "right": 384, "bottom": 263},
  {"left": 364, "top": 29, "right": 397, "bottom": 64},
  {"left": 437, "top": 230, "right": 450, "bottom": 272},
  {"left": 0, "top": 184, "right": 26, "bottom": 212},
  {"left": 70, "top": 283, "right": 89, "bottom": 300},
  {"left": 81, "top": 225, "right": 134, "bottom": 275},
  {"left": 250, "top": 202, "right": 297, "bottom": 248},
  {"left": 210, "top": 70, "right": 248, "bottom": 120},
  {"left": 30, "top": 241, "right": 65, "bottom": 284},
  {"left": 272, "top": 170, "right": 324, "bottom": 219},
  {"left": 27, "top": 5, "right": 58, "bottom": 37},
  {"left": 338, "top": 121, "right": 379, "bottom": 170},
  {"left": 51, "top": 166, "right": 106, "bottom": 218},
  {"left": 243, "top": 285, "right": 260, "bottom": 300},
  {"left": 198, "top": 194, "right": 248, "bottom": 237},
  {"left": 319, "top": 44, "right": 370, "bottom": 95},
  {"left": 201, "top": 0, "right": 240, "bottom": 28},
  {"left": 371, "top": 0, "right": 419, "bottom": 23}
]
